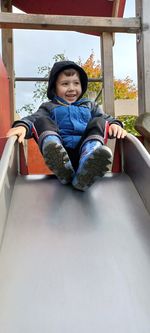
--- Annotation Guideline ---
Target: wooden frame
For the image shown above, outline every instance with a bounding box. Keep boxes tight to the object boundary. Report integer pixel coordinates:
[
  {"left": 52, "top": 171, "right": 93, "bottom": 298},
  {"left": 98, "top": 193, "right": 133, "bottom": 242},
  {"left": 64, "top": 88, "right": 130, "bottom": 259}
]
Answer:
[
  {"left": 1, "top": 1, "right": 150, "bottom": 124},
  {"left": 1, "top": 0, "right": 15, "bottom": 123},
  {"left": 136, "top": 0, "right": 150, "bottom": 115},
  {"left": 101, "top": 32, "right": 114, "bottom": 115},
  {"left": 0, "top": 13, "right": 140, "bottom": 33},
  {"left": 136, "top": 0, "right": 150, "bottom": 150}
]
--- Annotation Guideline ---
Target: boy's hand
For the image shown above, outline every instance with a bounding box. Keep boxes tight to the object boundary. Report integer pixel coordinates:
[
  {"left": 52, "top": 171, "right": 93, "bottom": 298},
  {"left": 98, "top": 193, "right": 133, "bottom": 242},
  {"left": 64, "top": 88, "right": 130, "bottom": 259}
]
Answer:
[
  {"left": 109, "top": 124, "right": 127, "bottom": 139},
  {"left": 6, "top": 126, "right": 27, "bottom": 143}
]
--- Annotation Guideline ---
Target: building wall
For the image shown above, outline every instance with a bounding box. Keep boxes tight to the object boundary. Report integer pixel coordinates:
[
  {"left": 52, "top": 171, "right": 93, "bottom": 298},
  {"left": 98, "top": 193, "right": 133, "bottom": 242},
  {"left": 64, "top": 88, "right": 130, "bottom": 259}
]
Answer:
[{"left": 114, "top": 99, "right": 138, "bottom": 117}]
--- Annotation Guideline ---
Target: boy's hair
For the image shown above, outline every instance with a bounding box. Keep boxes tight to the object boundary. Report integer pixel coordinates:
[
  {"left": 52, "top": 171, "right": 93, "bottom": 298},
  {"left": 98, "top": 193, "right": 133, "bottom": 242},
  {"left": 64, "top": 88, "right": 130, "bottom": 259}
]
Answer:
[
  {"left": 47, "top": 60, "right": 88, "bottom": 100},
  {"left": 61, "top": 68, "right": 80, "bottom": 77}
]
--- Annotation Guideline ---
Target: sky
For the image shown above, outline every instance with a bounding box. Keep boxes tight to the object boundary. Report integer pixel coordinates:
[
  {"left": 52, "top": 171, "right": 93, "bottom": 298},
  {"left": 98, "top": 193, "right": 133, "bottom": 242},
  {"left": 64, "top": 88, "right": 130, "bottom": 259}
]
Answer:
[{"left": 0, "top": 0, "right": 136, "bottom": 112}]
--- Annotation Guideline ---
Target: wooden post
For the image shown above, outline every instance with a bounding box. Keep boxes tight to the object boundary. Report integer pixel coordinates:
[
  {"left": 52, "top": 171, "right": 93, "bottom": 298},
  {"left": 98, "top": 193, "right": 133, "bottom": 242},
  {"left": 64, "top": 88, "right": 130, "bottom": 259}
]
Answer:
[
  {"left": 1, "top": 0, "right": 15, "bottom": 123},
  {"left": 112, "top": 0, "right": 121, "bottom": 17},
  {"left": 136, "top": 0, "right": 150, "bottom": 115},
  {"left": 101, "top": 32, "right": 115, "bottom": 116}
]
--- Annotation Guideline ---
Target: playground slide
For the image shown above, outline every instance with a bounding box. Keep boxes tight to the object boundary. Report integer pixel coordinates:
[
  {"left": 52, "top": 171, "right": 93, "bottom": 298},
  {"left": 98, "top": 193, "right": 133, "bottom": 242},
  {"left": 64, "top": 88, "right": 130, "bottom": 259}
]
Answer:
[{"left": 0, "top": 135, "right": 150, "bottom": 333}]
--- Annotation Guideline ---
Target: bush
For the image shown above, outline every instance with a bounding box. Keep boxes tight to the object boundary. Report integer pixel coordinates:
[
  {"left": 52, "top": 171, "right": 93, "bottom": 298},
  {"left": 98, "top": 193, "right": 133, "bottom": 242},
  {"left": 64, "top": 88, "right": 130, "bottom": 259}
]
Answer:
[{"left": 117, "top": 115, "right": 140, "bottom": 136}]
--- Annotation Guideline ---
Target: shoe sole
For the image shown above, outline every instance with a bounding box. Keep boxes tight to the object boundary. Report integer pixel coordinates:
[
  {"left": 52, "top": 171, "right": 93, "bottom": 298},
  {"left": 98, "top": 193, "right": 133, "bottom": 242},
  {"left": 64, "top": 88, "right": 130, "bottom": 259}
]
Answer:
[
  {"left": 43, "top": 142, "right": 74, "bottom": 184},
  {"left": 72, "top": 146, "right": 112, "bottom": 191}
]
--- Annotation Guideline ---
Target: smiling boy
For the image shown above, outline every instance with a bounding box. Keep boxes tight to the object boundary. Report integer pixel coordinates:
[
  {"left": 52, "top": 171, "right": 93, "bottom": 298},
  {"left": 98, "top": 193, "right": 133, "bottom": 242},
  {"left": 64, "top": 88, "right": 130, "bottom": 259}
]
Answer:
[{"left": 7, "top": 60, "right": 127, "bottom": 191}]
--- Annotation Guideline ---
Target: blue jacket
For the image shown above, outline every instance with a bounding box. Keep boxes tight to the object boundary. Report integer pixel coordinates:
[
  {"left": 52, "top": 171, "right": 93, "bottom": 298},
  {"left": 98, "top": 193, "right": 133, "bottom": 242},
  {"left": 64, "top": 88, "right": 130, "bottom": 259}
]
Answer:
[
  {"left": 48, "top": 96, "right": 91, "bottom": 148},
  {"left": 13, "top": 96, "right": 122, "bottom": 149}
]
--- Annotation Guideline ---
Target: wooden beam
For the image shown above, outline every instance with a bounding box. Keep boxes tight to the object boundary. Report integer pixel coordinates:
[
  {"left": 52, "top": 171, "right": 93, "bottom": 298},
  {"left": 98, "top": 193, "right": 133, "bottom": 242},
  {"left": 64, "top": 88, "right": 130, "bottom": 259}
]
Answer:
[
  {"left": 136, "top": 0, "right": 150, "bottom": 115},
  {"left": 1, "top": 0, "right": 12, "bottom": 11},
  {"left": 112, "top": 0, "right": 126, "bottom": 17},
  {"left": 1, "top": 0, "right": 15, "bottom": 123},
  {"left": 0, "top": 12, "right": 140, "bottom": 33},
  {"left": 112, "top": 0, "right": 121, "bottom": 17},
  {"left": 101, "top": 32, "right": 114, "bottom": 116},
  {"left": 136, "top": 0, "right": 150, "bottom": 151}
]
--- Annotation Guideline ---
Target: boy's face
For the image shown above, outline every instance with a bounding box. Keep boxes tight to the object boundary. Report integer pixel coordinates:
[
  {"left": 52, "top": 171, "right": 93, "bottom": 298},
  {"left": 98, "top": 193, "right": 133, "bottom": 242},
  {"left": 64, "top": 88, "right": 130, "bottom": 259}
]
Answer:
[{"left": 55, "top": 71, "right": 82, "bottom": 104}]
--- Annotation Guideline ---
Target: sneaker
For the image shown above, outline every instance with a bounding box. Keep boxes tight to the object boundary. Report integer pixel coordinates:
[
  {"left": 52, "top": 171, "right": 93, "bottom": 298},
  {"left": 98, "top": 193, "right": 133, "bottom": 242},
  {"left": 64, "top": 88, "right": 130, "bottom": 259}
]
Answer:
[
  {"left": 72, "top": 140, "right": 112, "bottom": 191},
  {"left": 42, "top": 135, "right": 75, "bottom": 184}
]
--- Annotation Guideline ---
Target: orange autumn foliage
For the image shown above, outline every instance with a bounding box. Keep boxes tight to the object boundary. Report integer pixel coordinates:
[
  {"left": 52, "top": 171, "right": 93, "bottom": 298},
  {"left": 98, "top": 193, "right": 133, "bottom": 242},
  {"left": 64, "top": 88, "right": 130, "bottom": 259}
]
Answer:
[{"left": 78, "top": 52, "right": 137, "bottom": 100}]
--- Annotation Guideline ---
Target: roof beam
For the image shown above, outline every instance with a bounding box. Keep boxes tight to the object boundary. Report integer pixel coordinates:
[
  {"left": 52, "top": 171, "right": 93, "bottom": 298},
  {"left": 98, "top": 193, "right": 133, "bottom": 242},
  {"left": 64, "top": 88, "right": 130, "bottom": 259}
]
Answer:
[
  {"left": 112, "top": 0, "right": 126, "bottom": 17},
  {"left": 0, "top": 12, "right": 140, "bottom": 33},
  {"left": 112, "top": 0, "right": 121, "bottom": 17}
]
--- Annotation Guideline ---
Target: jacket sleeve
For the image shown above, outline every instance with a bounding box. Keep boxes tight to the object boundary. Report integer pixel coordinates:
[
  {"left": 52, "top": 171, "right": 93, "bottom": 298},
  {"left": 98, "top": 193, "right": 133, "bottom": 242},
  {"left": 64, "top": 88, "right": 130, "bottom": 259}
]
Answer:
[
  {"left": 12, "top": 102, "right": 51, "bottom": 139},
  {"left": 90, "top": 101, "right": 123, "bottom": 127}
]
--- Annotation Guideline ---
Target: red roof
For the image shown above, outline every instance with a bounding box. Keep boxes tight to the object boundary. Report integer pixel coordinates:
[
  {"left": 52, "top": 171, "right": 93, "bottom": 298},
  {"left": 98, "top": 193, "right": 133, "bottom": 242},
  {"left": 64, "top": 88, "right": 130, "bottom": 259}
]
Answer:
[{"left": 12, "top": 0, "right": 126, "bottom": 17}]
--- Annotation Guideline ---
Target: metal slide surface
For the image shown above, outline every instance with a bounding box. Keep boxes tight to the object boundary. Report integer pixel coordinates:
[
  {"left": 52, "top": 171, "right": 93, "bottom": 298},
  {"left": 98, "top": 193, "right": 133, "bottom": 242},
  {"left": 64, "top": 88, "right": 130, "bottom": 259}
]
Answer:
[{"left": 0, "top": 136, "right": 150, "bottom": 332}]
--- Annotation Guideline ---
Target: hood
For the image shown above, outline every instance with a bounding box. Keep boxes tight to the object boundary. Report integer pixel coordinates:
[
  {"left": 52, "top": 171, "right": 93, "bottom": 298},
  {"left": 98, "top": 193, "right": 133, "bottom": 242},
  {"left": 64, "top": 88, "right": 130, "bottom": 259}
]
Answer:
[{"left": 47, "top": 60, "right": 88, "bottom": 100}]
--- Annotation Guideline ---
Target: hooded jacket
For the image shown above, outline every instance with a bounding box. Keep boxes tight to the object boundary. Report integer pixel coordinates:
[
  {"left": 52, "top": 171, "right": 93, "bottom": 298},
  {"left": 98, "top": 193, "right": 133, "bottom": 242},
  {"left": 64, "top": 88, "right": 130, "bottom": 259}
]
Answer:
[
  {"left": 13, "top": 61, "right": 122, "bottom": 149},
  {"left": 47, "top": 60, "right": 88, "bottom": 100}
]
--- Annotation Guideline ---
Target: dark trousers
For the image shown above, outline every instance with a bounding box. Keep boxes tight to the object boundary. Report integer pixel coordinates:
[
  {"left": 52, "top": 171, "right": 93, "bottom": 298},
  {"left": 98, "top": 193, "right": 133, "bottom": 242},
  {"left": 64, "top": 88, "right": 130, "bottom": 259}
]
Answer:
[{"left": 33, "top": 116, "right": 107, "bottom": 170}]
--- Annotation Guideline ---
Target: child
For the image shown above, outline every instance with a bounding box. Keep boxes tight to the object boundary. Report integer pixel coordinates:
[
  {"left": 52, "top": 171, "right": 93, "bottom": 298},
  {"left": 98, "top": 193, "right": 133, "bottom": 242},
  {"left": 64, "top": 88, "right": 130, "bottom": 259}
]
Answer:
[{"left": 7, "top": 60, "right": 127, "bottom": 191}]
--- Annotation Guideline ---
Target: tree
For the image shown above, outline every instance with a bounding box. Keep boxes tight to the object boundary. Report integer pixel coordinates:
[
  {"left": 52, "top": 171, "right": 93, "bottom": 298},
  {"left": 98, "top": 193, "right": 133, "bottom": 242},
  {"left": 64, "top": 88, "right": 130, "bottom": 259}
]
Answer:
[
  {"left": 33, "top": 53, "right": 67, "bottom": 103},
  {"left": 17, "top": 52, "right": 137, "bottom": 116},
  {"left": 78, "top": 52, "right": 102, "bottom": 98},
  {"left": 114, "top": 77, "right": 137, "bottom": 100}
]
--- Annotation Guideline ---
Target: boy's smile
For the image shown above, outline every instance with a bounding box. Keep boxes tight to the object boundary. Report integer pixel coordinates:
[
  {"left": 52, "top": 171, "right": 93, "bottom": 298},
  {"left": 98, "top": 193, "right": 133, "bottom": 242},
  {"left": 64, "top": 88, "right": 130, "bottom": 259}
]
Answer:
[{"left": 55, "top": 71, "right": 82, "bottom": 104}]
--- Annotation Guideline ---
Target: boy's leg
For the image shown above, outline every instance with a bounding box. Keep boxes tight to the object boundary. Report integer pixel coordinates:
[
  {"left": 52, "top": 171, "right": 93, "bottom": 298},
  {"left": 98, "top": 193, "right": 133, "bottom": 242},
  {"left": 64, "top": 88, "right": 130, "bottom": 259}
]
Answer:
[
  {"left": 31, "top": 116, "right": 60, "bottom": 148},
  {"left": 72, "top": 118, "right": 112, "bottom": 191},
  {"left": 76, "top": 116, "right": 108, "bottom": 147},
  {"left": 33, "top": 117, "right": 75, "bottom": 184}
]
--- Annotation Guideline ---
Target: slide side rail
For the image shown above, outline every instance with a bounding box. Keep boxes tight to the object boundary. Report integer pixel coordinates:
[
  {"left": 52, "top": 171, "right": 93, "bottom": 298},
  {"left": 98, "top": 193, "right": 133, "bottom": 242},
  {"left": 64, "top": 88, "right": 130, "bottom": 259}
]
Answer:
[
  {"left": 0, "top": 136, "right": 18, "bottom": 245},
  {"left": 123, "top": 133, "right": 150, "bottom": 214}
]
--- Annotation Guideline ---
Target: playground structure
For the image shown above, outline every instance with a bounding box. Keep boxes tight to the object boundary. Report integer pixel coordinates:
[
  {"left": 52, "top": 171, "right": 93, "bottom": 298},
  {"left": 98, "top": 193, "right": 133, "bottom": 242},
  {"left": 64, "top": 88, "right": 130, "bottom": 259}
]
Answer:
[{"left": 0, "top": 1, "right": 150, "bottom": 331}]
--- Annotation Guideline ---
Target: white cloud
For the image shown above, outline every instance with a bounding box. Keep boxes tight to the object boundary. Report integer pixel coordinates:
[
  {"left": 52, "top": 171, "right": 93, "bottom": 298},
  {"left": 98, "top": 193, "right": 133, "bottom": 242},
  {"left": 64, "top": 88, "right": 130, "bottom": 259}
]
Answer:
[{"left": 14, "top": 30, "right": 100, "bottom": 76}]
